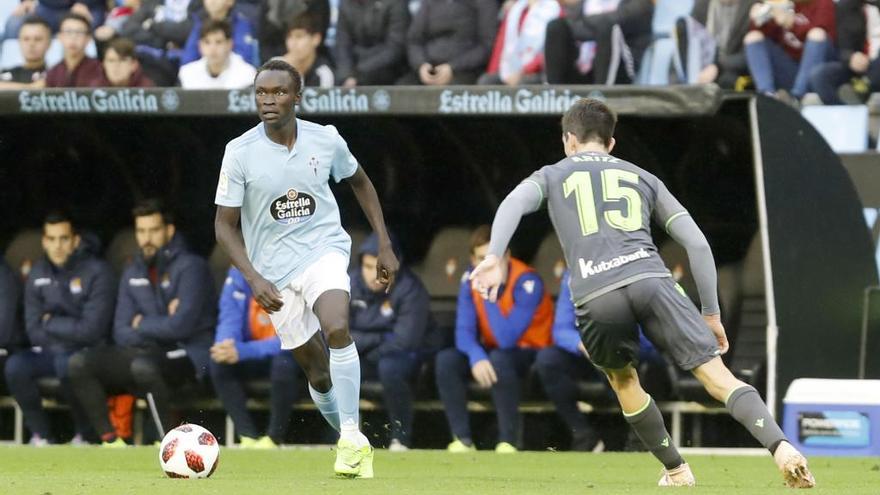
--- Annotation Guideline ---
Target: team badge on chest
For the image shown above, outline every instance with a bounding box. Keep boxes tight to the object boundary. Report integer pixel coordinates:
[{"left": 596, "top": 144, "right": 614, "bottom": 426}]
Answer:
[
  {"left": 69, "top": 277, "right": 82, "bottom": 294},
  {"left": 270, "top": 188, "right": 317, "bottom": 225}
]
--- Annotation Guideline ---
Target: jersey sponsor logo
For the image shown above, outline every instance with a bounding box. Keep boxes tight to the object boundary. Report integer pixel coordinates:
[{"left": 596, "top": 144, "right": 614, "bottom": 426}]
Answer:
[
  {"left": 578, "top": 248, "right": 651, "bottom": 279},
  {"left": 33, "top": 277, "right": 51, "bottom": 287},
  {"left": 270, "top": 188, "right": 316, "bottom": 225},
  {"left": 128, "top": 277, "right": 150, "bottom": 287}
]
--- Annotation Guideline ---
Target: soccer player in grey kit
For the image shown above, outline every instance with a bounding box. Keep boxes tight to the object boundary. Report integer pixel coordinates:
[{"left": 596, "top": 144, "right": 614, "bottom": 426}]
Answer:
[{"left": 470, "top": 98, "right": 815, "bottom": 488}]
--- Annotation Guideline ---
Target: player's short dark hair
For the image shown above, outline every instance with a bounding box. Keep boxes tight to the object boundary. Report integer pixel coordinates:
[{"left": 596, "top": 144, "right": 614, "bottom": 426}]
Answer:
[
  {"left": 469, "top": 225, "right": 492, "bottom": 254},
  {"left": 561, "top": 98, "right": 617, "bottom": 147},
  {"left": 59, "top": 12, "right": 92, "bottom": 33},
  {"left": 105, "top": 37, "right": 136, "bottom": 60},
  {"left": 20, "top": 15, "right": 51, "bottom": 34},
  {"left": 132, "top": 198, "right": 174, "bottom": 225},
  {"left": 199, "top": 19, "right": 232, "bottom": 41},
  {"left": 286, "top": 12, "right": 323, "bottom": 37},
  {"left": 43, "top": 211, "right": 76, "bottom": 234},
  {"left": 255, "top": 59, "right": 303, "bottom": 98}
]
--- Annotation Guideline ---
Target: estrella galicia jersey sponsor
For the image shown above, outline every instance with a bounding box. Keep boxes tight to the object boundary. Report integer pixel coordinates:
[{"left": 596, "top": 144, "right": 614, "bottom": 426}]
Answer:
[
  {"left": 524, "top": 151, "right": 689, "bottom": 306},
  {"left": 215, "top": 119, "right": 359, "bottom": 288}
]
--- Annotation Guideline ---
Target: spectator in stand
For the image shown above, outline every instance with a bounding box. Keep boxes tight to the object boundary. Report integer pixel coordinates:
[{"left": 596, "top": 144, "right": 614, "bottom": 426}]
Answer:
[
  {"left": 743, "top": 0, "right": 837, "bottom": 105},
  {"left": 435, "top": 225, "right": 553, "bottom": 453},
  {"left": 349, "top": 233, "right": 433, "bottom": 451},
  {"left": 45, "top": 13, "right": 103, "bottom": 87},
  {"left": 274, "top": 11, "right": 335, "bottom": 87},
  {"left": 811, "top": 0, "right": 880, "bottom": 104},
  {"left": 99, "top": 37, "right": 155, "bottom": 86},
  {"left": 478, "top": 0, "right": 561, "bottom": 85},
  {"left": 209, "top": 267, "right": 300, "bottom": 449},
  {"left": 334, "top": 0, "right": 409, "bottom": 87},
  {"left": 93, "top": 0, "right": 141, "bottom": 42},
  {"left": 258, "top": 0, "right": 330, "bottom": 62},
  {"left": 0, "top": 16, "right": 51, "bottom": 88},
  {"left": 398, "top": 0, "right": 497, "bottom": 85},
  {"left": 692, "top": 0, "right": 758, "bottom": 88},
  {"left": 178, "top": 19, "right": 256, "bottom": 88},
  {"left": 4, "top": 212, "right": 115, "bottom": 446},
  {"left": 4, "top": 0, "right": 106, "bottom": 40},
  {"left": 68, "top": 199, "right": 216, "bottom": 447},
  {"left": 544, "top": 0, "right": 653, "bottom": 85},
  {"left": 180, "top": 0, "right": 257, "bottom": 66}
]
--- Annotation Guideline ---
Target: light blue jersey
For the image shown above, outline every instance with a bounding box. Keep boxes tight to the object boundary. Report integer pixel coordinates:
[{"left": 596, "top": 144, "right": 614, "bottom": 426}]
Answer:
[{"left": 215, "top": 119, "right": 359, "bottom": 288}]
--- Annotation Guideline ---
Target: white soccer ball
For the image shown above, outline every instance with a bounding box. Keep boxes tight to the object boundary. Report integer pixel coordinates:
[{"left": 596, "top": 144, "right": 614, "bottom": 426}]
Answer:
[{"left": 158, "top": 424, "right": 220, "bottom": 479}]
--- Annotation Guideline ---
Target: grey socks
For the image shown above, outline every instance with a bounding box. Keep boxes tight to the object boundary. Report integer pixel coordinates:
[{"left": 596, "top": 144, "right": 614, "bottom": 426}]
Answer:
[
  {"left": 726, "top": 385, "right": 786, "bottom": 453},
  {"left": 625, "top": 396, "right": 685, "bottom": 470}
]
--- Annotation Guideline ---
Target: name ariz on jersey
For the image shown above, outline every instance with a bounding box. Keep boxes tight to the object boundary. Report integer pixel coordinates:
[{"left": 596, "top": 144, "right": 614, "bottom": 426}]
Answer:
[{"left": 571, "top": 154, "right": 621, "bottom": 163}]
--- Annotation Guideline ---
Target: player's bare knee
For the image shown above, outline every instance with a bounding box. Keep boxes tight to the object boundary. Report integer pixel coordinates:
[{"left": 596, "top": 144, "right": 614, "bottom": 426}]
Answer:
[
  {"left": 604, "top": 366, "right": 639, "bottom": 392},
  {"left": 806, "top": 27, "right": 826, "bottom": 42},
  {"left": 323, "top": 323, "right": 352, "bottom": 348},
  {"left": 744, "top": 30, "right": 764, "bottom": 45}
]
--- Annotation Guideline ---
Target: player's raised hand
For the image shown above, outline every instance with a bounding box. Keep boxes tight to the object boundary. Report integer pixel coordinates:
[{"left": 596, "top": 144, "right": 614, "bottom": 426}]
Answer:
[
  {"left": 377, "top": 245, "right": 399, "bottom": 294},
  {"left": 470, "top": 254, "right": 503, "bottom": 303},
  {"left": 250, "top": 276, "right": 284, "bottom": 313},
  {"left": 703, "top": 313, "right": 729, "bottom": 355}
]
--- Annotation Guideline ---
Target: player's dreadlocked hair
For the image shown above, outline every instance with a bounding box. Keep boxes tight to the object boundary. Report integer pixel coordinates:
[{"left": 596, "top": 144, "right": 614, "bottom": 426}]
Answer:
[
  {"left": 561, "top": 98, "right": 617, "bottom": 147},
  {"left": 255, "top": 59, "right": 304, "bottom": 99}
]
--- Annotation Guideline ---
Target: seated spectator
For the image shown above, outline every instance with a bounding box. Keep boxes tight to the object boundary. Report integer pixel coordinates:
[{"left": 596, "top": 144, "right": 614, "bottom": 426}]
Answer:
[
  {"left": 0, "top": 16, "right": 51, "bottom": 88},
  {"left": 544, "top": 0, "right": 653, "bottom": 85},
  {"left": 68, "top": 199, "right": 216, "bottom": 446},
  {"left": 744, "top": 0, "right": 837, "bottom": 104},
  {"left": 4, "top": 212, "right": 114, "bottom": 445},
  {"left": 45, "top": 13, "right": 103, "bottom": 87},
  {"left": 100, "top": 37, "right": 155, "bottom": 86},
  {"left": 178, "top": 20, "right": 257, "bottom": 89},
  {"left": 335, "top": 0, "right": 409, "bottom": 87},
  {"left": 398, "top": 0, "right": 497, "bottom": 85},
  {"left": 93, "top": 0, "right": 141, "bottom": 42},
  {"left": 478, "top": 0, "right": 561, "bottom": 85},
  {"left": 4, "top": 0, "right": 106, "bottom": 40},
  {"left": 209, "top": 267, "right": 300, "bottom": 449},
  {"left": 692, "top": 0, "right": 757, "bottom": 88},
  {"left": 435, "top": 225, "right": 553, "bottom": 453},
  {"left": 275, "top": 12, "right": 335, "bottom": 87},
  {"left": 811, "top": 0, "right": 880, "bottom": 104},
  {"left": 180, "top": 0, "right": 257, "bottom": 66},
  {"left": 258, "top": 0, "right": 330, "bottom": 62},
  {"left": 349, "top": 233, "right": 432, "bottom": 451},
  {"left": 534, "top": 271, "right": 604, "bottom": 452}
]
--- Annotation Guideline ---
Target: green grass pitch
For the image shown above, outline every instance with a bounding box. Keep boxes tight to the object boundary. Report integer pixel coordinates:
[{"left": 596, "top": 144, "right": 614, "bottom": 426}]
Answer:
[{"left": 1, "top": 446, "right": 877, "bottom": 494}]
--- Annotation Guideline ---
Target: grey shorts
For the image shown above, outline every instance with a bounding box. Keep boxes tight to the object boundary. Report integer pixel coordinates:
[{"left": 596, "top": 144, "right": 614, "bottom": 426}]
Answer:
[{"left": 575, "top": 276, "right": 720, "bottom": 370}]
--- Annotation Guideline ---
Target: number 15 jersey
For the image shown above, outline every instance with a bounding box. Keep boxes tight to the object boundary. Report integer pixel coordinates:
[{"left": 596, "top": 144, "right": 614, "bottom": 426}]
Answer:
[{"left": 525, "top": 151, "right": 690, "bottom": 307}]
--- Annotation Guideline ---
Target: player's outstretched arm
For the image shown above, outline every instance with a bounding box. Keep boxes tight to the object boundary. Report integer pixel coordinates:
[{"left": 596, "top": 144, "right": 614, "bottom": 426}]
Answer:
[
  {"left": 214, "top": 206, "right": 284, "bottom": 313},
  {"left": 346, "top": 166, "right": 399, "bottom": 292}
]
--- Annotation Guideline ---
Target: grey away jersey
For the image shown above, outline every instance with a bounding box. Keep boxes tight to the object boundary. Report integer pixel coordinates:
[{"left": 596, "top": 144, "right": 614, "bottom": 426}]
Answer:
[{"left": 525, "top": 151, "right": 689, "bottom": 306}]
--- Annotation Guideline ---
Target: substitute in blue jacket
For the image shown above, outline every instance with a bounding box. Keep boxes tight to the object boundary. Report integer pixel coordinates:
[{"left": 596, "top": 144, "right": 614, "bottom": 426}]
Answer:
[
  {"left": 0, "top": 258, "right": 24, "bottom": 356},
  {"left": 179, "top": 0, "right": 258, "bottom": 66},
  {"left": 534, "top": 270, "right": 604, "bottom": 451},
  {"left": 349, "top": 233, "right": 432, "bottom": 450},
  {"left": 210, "top": 266, "right": 300, "bottom": 448},
  {"left": 4, "top": 212, "right": 115, "bottom": 445},
  {"left": 69, "top": 199, "right": 216, "bottom": 446},
  {"left": 435, "top": 225, "right": 553, "bottom": 453}
]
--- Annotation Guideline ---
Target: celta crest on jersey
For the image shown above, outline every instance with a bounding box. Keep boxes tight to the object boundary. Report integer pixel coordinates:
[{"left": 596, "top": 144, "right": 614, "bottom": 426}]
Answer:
[{"left": 270, "top": 188, "right": 316, "bottom": 225}]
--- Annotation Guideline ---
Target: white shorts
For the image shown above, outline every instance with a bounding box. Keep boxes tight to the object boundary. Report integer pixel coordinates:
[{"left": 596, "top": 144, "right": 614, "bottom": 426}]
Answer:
[{"left": 268, "top": 251, "right": 350, "bottom": 350}]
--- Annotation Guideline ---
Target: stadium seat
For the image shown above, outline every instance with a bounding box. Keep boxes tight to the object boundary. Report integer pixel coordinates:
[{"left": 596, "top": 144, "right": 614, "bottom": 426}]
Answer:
[
  {"left": 413, "top": 227, "right": 472, "bottom": 299},
  {"left": 0, "top": 38, "right": 96, "bottom": 71},
  {"left": 3, "top": 228, "right": 42, "bottom": 281},
  {"left": 208, "top": 244, "right": 231, "bottom": 293},
  {"left": 0, "top": 0, "right": 18, "bottom": 39},
  {"left": 636, "top": 0, "right": 695, "bottom": 85},
  {"left": 530, "top": 233, "right": 566, "bottom": 297},
  {"left": 106, "top": 227, "right": 137, "bottom": 276}
]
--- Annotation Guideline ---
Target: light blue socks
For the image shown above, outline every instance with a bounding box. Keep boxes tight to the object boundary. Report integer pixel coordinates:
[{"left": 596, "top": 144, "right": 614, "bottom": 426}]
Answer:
[
  {"left": 329, "top": 343, "right": 365, "bottom": 444},
  {"left": 309, "top": 384, "right": 339, "bottom": 432}
]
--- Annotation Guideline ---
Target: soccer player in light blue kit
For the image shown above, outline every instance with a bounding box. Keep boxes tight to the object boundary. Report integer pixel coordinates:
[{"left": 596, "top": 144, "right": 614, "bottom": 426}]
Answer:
[{"left": 214, "top": 59, "right": 398, "bottom": 478}]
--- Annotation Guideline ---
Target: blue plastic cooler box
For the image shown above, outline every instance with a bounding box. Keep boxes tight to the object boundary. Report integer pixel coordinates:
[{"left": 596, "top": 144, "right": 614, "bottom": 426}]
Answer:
[{"left": 783, "top": 378, "right": 880, "bottom": 456}]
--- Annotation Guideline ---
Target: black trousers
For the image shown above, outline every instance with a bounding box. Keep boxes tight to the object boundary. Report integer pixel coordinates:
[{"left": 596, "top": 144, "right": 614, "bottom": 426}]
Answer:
[{"left": 68, "top": 346, "right": 197, "bottom": 437}]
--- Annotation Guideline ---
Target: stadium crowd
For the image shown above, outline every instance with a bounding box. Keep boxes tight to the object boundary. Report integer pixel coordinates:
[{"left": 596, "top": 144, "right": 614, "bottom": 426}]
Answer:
[{"left": 0, "top": 0, "right": 877, "bottom": 105}]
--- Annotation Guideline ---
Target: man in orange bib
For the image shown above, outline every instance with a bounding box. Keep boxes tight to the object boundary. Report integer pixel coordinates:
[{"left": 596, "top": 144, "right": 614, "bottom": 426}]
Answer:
[{"left": 435, "top": 225, "right": 553, "bottom": 453}]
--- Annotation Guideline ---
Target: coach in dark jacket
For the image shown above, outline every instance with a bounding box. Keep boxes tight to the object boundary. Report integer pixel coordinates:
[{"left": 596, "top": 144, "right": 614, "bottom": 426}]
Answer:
[
  {"left": 69, "top": 199, "right": 215, "bottom": 445},
  {"left": 399, "top": 0, "right": 497, "bottom": 85},
  {"left": 335, "top": 0, "right": 409, "bottom": 86},
  {"left": 350, "top": 233, "right": 432, "bottom": 449},
  {"left": 0, "top": 259, "right": 24, "bottom": 354},
  {"left": 4, "top": 213, "right": 114, "bottom": 444}
]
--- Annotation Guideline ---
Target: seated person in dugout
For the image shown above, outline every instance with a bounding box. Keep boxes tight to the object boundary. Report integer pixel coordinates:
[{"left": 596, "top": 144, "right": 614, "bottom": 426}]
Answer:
[
  {"left": 210, "top": 266, "right": 301, "bottom": 448},
  {"left": 5, "top": 212, "right": 114, "bottom": 445},
  {"left": 69, "top": 199, "right": 216, "bottom": 446},
  {"left": 349, "top": 233, "right": 433, "bottom": 451},
  {"left": 435, "top": 225, "right": 552, "bottom": 453}
]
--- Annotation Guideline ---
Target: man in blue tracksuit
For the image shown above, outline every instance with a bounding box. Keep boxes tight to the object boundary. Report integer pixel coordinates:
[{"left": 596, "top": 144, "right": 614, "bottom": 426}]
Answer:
[
  {"left": 209, "top": 266, "right": 300, "bottom": 448},
  {"left": 349, "top": 233, "right": 433, "bottom": 450},
  {"left": 4, "top": 212, "right": 115, "bottom": 445},
  {"left": 68, "top": 199, "right": 215, "bottom": 446}
]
